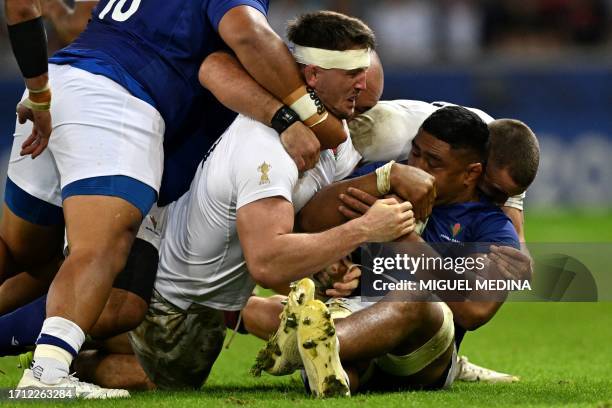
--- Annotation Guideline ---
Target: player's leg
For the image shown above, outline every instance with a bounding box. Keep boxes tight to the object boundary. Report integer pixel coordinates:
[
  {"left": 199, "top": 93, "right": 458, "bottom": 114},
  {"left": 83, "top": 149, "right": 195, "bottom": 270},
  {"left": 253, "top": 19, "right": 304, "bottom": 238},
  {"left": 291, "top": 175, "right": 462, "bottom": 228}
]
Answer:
[
  {"left": 74, "top": 333, "right": 155, "bottom": 391},
  {"left": 242, "top": 295, "right": 285, "bottom": 339},
  {"left": 0, "top": 115, "right": 65, "bottom": 307},
  {"left": 333, "top": 301, "right": 456, "bottom": 392},
  {"left": 18, "top": 64, "right": 163, "bottom": 398},
  {"left": 127, "top": 290, "right": 227, "bottom": 389}
]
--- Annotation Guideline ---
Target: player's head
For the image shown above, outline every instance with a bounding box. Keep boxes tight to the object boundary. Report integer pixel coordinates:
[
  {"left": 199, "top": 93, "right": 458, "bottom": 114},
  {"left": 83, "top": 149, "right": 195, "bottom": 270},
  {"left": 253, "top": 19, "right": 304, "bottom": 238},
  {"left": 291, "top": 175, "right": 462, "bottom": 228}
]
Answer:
[
  {"left": 354, "top": 51, "right": 384, "bottom": 116},
  {"left": 480, "top": 119, "right": 540, "bottom": 204},
  {"left": 288, "top": 11, "right": 376, "bottom": 119},
  {"left": 408, "top": 106, "right": 489, "bottom": 205}
]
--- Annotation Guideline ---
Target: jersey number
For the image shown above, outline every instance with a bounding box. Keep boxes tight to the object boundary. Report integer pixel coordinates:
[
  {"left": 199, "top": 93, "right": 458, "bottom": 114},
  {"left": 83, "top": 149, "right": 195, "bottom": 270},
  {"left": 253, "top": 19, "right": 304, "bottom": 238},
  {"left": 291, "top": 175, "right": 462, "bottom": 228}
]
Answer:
[{"left": 99, "top": 0, "right": 141, "bottom": 22}]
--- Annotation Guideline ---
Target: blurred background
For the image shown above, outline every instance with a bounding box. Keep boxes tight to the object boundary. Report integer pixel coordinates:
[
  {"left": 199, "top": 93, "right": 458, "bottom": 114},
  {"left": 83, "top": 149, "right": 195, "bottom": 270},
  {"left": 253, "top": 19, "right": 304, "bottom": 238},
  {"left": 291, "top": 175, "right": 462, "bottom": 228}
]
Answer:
[{"left": 0, "top": 0, "right": 611, "bottom": 214}]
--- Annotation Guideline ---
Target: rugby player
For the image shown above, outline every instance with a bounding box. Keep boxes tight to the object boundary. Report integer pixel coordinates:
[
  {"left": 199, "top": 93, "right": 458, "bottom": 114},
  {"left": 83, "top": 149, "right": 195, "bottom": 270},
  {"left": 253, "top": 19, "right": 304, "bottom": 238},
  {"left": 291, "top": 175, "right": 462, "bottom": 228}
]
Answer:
[
  {"left": 62, "top": 11, "right": 438, "bottom": 393},
  {"left": 345, "top": 58, "right": 534, "bottom": 382},
  {"left": 5, "top": 0, "right": 353, "bottom": 399},
  {"left": 246, "top": 105, "right": 539, "bottom": 396},
  {"left": 348, "top": 56, "right": 528, "bottom": 241},
  {"left": 41, "top": 0, "right": 97, "bottom": 44}
]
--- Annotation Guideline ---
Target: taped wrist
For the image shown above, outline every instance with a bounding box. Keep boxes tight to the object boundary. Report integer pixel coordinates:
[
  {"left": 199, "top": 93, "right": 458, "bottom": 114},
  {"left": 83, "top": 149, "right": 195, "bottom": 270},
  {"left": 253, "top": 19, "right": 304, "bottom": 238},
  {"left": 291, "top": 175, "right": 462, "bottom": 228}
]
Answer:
[
  {"left": 271, "top": 105, "right": 300, "bottom": 134},
  {"left": 7, "top": 16, "right": 48, "bottom": 78},
  {"left": 375, "top": 160, "right": 395, "bottom": 195},
  {"left": 283, "top": 85, "right": 329, "bottom": 128}
]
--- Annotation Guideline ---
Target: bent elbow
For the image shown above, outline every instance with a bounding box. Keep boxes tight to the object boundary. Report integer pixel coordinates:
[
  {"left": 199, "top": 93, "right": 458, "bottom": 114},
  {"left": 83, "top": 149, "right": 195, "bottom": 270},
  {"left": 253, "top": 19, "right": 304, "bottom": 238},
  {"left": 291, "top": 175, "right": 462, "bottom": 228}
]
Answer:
[{"left": 249, "top": 263, "right": 276, "bottom": 290}]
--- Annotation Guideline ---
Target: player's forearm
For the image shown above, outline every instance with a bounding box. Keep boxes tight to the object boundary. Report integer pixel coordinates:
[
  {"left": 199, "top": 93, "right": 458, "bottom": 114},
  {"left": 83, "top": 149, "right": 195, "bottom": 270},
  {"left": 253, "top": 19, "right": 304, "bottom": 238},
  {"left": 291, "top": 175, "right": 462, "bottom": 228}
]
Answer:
[
  {"left": 199, "top": 51, "right": 282, "bottom": 126},
  {"left": 5, "top": 0, "right": 41, "bottom": 23},
  {"left": 218, "top": 6, "right": 346, "bottom": 149},
  {"left": 298, "top": 174, "right": 379, "bottom": 233},
  {"left": 248, "top": 219, "right": 367, "bottom": 288},
  {"left": 42, "top": 0, "right": 89, "bottom": 44},
  {"left": 502, "top": 207, "right": 525, "bottom": 242}
]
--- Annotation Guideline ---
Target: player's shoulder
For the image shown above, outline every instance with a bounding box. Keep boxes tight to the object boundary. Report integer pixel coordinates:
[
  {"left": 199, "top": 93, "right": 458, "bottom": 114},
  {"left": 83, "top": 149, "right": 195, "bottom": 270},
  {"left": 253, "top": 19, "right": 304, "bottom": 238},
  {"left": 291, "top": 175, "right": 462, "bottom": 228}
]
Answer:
[
  {"left": 223, "top": 115, "right": 297, "bottom": 173},
  {"left": 469, "top": 202, "right": 519, "bottom": 245},
  {"left": 431, "top": 101, "right": 494, "bottom": 124}
]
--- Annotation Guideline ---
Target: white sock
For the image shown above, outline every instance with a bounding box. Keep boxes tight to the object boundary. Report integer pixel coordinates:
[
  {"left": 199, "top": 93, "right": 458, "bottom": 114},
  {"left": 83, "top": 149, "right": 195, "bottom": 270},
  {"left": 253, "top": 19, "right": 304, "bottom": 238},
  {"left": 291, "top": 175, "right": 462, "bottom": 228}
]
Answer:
[{"left": 32, "top": 317, "right": 85, "bottom": 385}]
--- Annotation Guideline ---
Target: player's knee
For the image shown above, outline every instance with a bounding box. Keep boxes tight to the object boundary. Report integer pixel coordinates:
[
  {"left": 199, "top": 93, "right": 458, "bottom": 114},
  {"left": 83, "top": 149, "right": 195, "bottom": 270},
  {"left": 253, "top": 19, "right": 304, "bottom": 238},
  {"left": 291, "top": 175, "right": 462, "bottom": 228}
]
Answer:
[
  {"left": 118, "top": 293, "right": 148, "bottom": 332},
  {"left": 394, "top": 301, "right": 443, "bottom": 333},
  {"left": 242, "top": 296, "right": 266, "bottom": 335}
]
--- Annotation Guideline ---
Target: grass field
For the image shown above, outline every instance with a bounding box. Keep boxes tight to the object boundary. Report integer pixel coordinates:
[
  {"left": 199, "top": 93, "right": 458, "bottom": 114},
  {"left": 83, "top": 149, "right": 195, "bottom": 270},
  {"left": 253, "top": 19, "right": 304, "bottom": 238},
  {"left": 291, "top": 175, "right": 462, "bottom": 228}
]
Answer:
[{"left": 1, "top": 210, "right": 611, "bottom": 407}]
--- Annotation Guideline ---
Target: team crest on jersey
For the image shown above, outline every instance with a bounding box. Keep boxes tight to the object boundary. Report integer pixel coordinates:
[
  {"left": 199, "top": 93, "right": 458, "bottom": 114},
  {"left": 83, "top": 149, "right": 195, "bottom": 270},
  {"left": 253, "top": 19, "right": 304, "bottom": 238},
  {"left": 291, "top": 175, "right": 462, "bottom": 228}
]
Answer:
[
  {"left": 258, "top": 162, "right": 271, "bottom": 185},
  {"left": 451, "top": 223, "right": 462, "bottom": 237}
]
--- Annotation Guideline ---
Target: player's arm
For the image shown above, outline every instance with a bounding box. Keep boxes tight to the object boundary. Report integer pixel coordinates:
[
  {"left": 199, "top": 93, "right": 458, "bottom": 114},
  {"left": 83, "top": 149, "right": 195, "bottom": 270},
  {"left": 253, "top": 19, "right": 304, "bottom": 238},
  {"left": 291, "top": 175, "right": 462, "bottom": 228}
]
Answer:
[
  {"left": 397, "top": 232, "right": 506, "bottom": 330},
  {"left": 298, "top": 163, "right": 435, "bottom": 232},
  {"left": 502, "top": 206, "right": 525, "bottom": 242},
  {"left": 200, "top": 51, "right": 320, "bottom": 170},
  {"left": 237, "top": 196, "right": 414, "bottom": 289},
  {"left": 41, "top": 0, "right": 97, "bottom": 45},
  {"left": 5, "top": 0, "right": 52, "bottom": 158},
  {"left": 218, "top": 5, "right": 347, "bottom": 149}
]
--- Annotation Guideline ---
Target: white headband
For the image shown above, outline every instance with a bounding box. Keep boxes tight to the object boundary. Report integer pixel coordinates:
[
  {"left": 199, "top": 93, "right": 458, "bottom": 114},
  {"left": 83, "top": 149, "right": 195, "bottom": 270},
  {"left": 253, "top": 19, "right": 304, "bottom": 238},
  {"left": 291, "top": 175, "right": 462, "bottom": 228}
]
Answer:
[{"left": 293, "top": 45, "right": 371, "bottom": 70}]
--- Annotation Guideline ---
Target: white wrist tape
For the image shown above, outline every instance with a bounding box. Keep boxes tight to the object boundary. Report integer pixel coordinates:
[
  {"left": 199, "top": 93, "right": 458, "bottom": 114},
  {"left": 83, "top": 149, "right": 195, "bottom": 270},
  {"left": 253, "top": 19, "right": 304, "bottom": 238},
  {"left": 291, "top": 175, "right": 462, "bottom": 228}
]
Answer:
[
  {"left": 283, "top": 85, "right": 328, "bottom": 128},
  {"left": 375, "top": 160, "right": 395, "bottom": 195},
  {"left": 290, "top": 92, "right": 319, "bottom": 122},
  {"left": 293, "top": 45, "right": 371, "bottom": 70}
]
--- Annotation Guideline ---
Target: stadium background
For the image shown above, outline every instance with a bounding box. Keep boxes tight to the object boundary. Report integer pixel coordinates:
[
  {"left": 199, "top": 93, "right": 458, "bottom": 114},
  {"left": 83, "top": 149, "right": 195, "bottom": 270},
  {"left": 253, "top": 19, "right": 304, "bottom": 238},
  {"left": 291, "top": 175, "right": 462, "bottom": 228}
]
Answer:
[{"left": 0, "top": 1, "right": 611, "bottom": 406}]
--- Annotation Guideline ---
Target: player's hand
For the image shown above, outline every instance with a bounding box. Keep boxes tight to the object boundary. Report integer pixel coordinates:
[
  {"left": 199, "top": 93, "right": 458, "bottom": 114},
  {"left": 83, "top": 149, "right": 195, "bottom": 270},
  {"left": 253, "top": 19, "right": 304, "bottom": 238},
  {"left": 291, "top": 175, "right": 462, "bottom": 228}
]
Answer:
[
  {"left": 389, "top": 163, "right": 436, "bottom": 221},
  {"left": 18, "top": 104, "right": 51, "bottom": 159},
  {"left": 357, "top": 196, "right": 415, "bottom": 242},
  {"left": 316, "top": 258, "right": 362, "bottom": 298},
  {"left": 280, "top": 121, "right": 320, "bottom": 172},
  {"left": 489, "top": 245, "right": 533, "bottom": 282},
  {"left": 338, "top": 186, "right": 376, "bottom": 219}
]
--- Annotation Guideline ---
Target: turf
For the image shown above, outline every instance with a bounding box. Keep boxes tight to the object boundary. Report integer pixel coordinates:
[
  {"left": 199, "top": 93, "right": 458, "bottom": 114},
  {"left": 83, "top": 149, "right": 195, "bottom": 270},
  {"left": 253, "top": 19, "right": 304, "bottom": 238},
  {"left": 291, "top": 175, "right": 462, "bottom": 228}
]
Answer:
[{"left": 1, "top": 210, "right": 611, "bottom": 407}]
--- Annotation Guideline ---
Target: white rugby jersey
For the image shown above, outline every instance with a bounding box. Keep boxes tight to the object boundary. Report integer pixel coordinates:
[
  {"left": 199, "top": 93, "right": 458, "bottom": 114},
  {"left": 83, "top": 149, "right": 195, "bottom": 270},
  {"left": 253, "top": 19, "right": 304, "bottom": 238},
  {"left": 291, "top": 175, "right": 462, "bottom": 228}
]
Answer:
[
  {"left": 154, "top": 115, "right": 360, "bottom": 311},
  {"left": 348, "top": 99, "right": 523, "bottom": 210}
]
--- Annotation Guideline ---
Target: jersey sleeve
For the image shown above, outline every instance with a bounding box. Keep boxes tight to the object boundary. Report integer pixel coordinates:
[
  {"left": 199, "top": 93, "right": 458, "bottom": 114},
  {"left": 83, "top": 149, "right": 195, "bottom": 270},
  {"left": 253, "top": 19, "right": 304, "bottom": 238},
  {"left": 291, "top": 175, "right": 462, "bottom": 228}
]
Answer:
[
  {"left": 333, "top": 130, "right": 362, "bottom": 181},
  {"left": 503, "top": 192, "right": 525, "bottom": 211},
  {"left": 206, "top": 0, "right": 269, "bottom": 32},
  {"left": 233, "top": 124, "right": 298, "bottom": 210}
]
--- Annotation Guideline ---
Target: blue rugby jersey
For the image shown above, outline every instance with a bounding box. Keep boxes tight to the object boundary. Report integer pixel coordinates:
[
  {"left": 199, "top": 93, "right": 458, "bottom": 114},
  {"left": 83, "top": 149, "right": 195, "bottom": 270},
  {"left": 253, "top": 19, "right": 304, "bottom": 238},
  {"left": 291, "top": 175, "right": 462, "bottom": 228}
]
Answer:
[
  {"left": 49, "top": 0, "right": 268, "bottom": 142},
  {"left": 349, "top": 162, "right": 520, "bottom": 349}
]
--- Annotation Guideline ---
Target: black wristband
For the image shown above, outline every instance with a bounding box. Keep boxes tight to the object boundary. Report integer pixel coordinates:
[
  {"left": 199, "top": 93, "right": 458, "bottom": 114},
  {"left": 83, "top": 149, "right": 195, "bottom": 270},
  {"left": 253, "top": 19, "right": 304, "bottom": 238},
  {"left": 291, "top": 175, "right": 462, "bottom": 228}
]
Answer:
[
  {"left": 271, "top": 105, "right": 300, "bottom": 134},
  {"left": 7, "top": 17, "right": 48, "bottom": 78}
]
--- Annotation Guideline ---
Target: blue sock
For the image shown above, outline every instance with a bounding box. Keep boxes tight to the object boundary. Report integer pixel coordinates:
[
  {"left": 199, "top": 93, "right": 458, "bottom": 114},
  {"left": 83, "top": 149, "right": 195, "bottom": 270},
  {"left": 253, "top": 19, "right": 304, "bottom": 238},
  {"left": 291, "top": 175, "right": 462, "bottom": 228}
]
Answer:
[{"left": 0, "top": 295, "right": 46, "bottom": 356}]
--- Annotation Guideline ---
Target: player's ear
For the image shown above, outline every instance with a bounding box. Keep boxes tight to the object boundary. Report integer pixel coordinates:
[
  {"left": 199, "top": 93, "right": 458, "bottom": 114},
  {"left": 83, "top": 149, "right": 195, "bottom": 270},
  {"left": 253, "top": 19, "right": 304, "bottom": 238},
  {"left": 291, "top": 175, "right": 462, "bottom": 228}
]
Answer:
[
  {"left": 464, "top": 162, "right": 483, "bottom": 186},
  {"left": 303, "top": 65, "right": 318, "bottom": 88}
]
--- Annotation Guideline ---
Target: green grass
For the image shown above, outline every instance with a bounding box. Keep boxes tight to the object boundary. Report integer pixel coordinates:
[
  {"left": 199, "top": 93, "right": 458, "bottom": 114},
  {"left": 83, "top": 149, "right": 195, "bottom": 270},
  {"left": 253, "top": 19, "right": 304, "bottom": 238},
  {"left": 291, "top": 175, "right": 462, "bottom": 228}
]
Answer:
[{"left": 1, "top": 210, "right": 612, "bottom": 407}]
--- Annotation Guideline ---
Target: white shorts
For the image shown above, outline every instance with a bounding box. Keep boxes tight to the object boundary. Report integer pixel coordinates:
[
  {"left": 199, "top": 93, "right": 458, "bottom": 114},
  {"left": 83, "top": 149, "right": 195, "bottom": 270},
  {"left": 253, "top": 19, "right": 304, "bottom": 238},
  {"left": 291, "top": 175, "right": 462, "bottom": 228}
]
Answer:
[{"left": 6, "top": 64, "right": 165, "bottom": 219}]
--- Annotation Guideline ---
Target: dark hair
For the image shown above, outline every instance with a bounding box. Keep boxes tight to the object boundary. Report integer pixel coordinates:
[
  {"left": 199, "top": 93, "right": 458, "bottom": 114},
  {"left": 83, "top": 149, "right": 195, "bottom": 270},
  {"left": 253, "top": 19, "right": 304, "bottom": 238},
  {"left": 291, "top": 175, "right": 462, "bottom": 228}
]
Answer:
[
  {"left": 287, "top": 11, "right": 376, "bottom": 51},
  {"left": 421, "top": 106, "right": 490, "bottom": 163},
  {"left": 489, "top": 119, "right": 540, "bottom": 189}
]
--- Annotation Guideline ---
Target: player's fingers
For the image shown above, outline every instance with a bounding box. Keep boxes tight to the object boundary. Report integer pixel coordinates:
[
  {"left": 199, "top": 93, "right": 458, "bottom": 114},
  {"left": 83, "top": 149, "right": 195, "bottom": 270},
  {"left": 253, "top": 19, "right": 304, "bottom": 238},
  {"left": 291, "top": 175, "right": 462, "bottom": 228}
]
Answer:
[
  {"left": 339, "top": 205, "right": 362, "bottom": 219},
  {"left": 303, "top": 152, "right": 318, "bottom": 171},
  {"left": 491, "top": 245, "right": 527, "bottom": 261},
  {"left": 346, "top": 187, "right": 378, "bottom": 206},
  {"left": 398, "top": 209, "right": 414, "bottom": 222},
  {"left": 490, "top": 253, "right": 517, "bottom": 279},
  {"left": 343, "top": 265, "right": 362, "bottom": 282},
  {"left": 378, "top": 197, "right": 401, "bottom": 206},
  {"left": 398, "top": 200, "right": 413, "bottom": 211},
  {"left": 400, "top": 220, "right": 416, "bottom": 236},
  {"left": 293, "top": 155, "right": 306, "bottom": 172},
  {"left": 339, "top": 193, "right": 370, "bottom": 214},
  {"left": 326, "top": 288, "right": 350, "bottom": 298},
  {"left": 333, "top": 279, "right": 359, "bottom": 292},
  {"left": 20, "top": 133, "right": 39, "bottom": 156}
]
